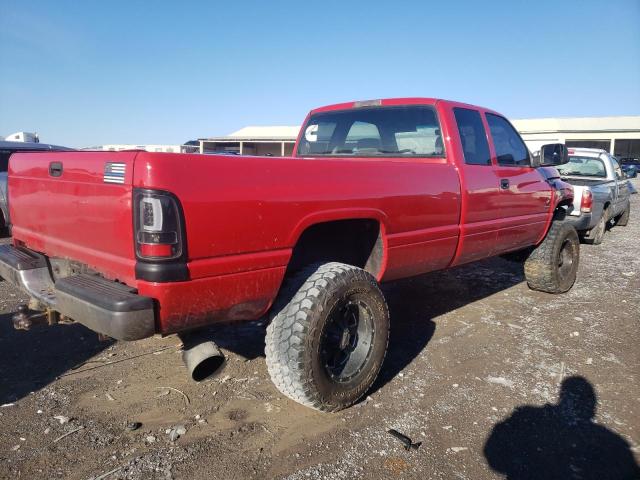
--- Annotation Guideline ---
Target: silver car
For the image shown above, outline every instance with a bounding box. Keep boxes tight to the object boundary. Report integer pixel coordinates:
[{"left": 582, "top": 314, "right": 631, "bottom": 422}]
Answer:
[{"left": 557, "top": 148, "right": 632, "bottom": 244}]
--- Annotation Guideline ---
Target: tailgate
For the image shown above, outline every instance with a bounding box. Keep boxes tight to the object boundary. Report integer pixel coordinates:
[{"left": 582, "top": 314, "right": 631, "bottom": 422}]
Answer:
[
  {"left": 8, "top": 151, "right": 139, "bottom": 284},
  {"left": 568, "top": 184, "right": 583, "bottom": 216}
]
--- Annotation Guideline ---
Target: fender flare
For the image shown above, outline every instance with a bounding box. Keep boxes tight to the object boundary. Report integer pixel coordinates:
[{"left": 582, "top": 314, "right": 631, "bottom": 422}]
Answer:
[{"left": 286, "top": 208, "right": 390, "bottom": 280}]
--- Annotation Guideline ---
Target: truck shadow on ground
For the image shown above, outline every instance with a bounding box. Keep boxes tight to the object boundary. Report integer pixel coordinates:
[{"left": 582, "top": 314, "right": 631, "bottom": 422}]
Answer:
[
  {"left": 0, "top": 314, "right": 113, "bottom": 404},
  {"left": 370, "top": 256, "right": 524, "bottom": 395},
  {"left": 483, "top": 376, "right": 640, "bottom": 480},
  {"left": 0, "top": 257, "right": 524, "bottom": 405},
  {"left": 205, "top": 257, "right": 526, "bottom": 398}
]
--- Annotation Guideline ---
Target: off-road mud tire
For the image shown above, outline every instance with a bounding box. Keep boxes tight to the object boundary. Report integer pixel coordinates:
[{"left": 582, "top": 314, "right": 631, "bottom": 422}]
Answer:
[
  {"left": 265, "top": 262, "right": 389, "bottom": 412},
  {"left": 524, "top": 220, "right": 580, "bottom": 293}
]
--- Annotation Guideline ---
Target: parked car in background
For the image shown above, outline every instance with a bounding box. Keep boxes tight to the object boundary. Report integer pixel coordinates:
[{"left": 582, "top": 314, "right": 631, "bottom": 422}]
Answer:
[
  {"left": 620, "top": 162, "right": 638, "bottom": 178},
  {"left": 0, "top": 141, "right": 73, "bottom": 234},
  {"left": 0, "top": 98, "right": 576, "bottom": 412},
  {"left": 556, "top": 148, "right": 632, "bottom": 244},
  {"left": 619, "top": 157, "right": 640, "bottom": 166}
]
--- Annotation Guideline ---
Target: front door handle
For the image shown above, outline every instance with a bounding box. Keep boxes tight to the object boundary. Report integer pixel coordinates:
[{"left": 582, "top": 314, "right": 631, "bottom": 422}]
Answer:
[{"left": 500, "top": 179, "right": 510, "bottom": 189}]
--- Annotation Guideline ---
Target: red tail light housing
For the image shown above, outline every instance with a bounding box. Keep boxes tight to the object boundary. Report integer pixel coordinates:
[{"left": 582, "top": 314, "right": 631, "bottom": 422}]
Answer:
[
  {"left": 580, "top": 189, "right": 593, "bottom": 213},
  {"left": 133, "top": 189, "right": 185, "bottom": 261}
]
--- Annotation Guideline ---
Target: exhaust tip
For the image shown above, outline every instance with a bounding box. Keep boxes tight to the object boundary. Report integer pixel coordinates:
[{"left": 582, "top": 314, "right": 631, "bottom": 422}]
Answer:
[
  {"left": 191, "top": 355, "right": 225, "bottom": 382},
  {"left": 182, "top": 341, "right": 226, "bottom": 382}
]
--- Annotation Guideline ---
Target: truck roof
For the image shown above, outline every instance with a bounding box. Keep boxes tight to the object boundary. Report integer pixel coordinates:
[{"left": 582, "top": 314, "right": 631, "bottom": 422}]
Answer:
[
  {"left": 567, "top": 147, "right": 609, "bottom": 157},
  {"left": 309, "top": 97, "right": 499, "bottom": 115}
]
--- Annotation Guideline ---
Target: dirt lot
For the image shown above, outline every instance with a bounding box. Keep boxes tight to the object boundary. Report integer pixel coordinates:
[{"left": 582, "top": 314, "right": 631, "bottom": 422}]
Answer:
[{"left": 1, "top": 182, "right": 638, "bottom": 480}]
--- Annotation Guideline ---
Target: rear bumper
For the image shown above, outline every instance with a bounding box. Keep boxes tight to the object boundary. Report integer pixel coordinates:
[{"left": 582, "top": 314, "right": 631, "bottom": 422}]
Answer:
[
  {"left": 0, "top": 244, "right": 156, "bottom": 340},
  {"left": 564, "top": 212, "right": 594, "bottom": 231}
]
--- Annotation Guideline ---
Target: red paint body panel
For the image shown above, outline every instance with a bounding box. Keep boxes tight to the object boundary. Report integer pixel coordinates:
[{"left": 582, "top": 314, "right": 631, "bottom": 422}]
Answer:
[
  {"left": 7, "top": 98, "right": 569, "bottom": 335},
  {"left": 132, "top": 152, "right": 460, "bottom": 262},
  {"left": 137, "top": 266, "right": 287, "bottom": 334},
  {"left": 9, "top": 151, "right": 138, "bottom": 284},
  {"left": 130, "top": 150, "right": 461, "bottom": 331}
]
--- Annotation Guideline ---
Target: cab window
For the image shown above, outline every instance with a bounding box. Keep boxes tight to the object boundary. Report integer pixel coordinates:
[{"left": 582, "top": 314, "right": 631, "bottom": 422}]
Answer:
[
  {"left": 0, "top": 151, "right": 10, "bottom": 172},
  {"left": 343, "top": 121, "right": 382, "bottom": 152},
  {"left": 557, "top": 156, "right": 606, "bottom": 177},
  {"left": 610, "top": 156, "right": 623, "bottom": 180},
  {"left": 296, "top": 106, "right": 444, "bottom": 157},
  {"left": 453, "top": 108, "right": 491, "bottom": 165},
  {"left": 486, "top": 113, "right": 530, "bottom": 167}
]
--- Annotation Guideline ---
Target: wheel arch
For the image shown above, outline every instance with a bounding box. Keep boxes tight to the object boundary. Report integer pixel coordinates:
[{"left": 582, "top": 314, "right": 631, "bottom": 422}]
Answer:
[{"left": 285, "top": 210, "right": 389, "bottom": 281}]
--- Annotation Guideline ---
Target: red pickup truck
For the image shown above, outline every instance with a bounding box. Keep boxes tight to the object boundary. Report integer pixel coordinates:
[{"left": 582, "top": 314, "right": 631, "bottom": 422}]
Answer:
[{"left": 0, "top": 98, "right": 577, "bottom": 412}]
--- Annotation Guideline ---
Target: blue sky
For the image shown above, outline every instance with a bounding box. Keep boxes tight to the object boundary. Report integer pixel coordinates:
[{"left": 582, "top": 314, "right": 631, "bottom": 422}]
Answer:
[{"left": 1, "top": 0, "right": 639, "bottom": 147}]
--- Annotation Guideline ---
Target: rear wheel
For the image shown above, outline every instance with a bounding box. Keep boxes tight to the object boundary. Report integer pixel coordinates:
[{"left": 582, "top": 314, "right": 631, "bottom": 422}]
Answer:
[
  {"left": 265, "top": 262, "right": 389, "bottom": 412},
  {"left": 584, "top": 207, "right": 611, "bottom": 245},
  {"left": 615, "top": 202, "right": 630, "bottom": 227},
  {"left": 525, "top": 220, "right": 579, "bottom": 293}
]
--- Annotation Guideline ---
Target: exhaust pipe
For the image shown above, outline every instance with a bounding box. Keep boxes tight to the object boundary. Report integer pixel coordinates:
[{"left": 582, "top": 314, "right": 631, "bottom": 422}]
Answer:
[{"left": 181, "top": 340, "right": 226, "bottom": 382}]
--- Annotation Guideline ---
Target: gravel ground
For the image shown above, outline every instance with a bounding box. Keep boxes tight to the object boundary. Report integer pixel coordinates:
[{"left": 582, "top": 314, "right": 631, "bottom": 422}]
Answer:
[{"left": 0, "top": 181, "right": 638, "bottom": 479}]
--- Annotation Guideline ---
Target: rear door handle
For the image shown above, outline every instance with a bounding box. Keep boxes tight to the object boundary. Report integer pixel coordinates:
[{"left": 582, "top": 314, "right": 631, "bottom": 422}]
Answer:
[
  {"left": 49, "top": 162, "right": 63, "bottom": 177},
  {"left": 500, "top": 179, "right": 510, "bottom": 189}
]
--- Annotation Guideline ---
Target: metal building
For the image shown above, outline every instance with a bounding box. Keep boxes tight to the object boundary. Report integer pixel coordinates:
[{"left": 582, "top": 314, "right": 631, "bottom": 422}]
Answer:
[
  {"left": 512, "top": 116, "right": 640, "bottom": 159},
  {"left": 198, "top": 116, "right": 640, "bottom": 161},
  {"left": 199, "top": 126, "right": 299, "bottom": 156}
]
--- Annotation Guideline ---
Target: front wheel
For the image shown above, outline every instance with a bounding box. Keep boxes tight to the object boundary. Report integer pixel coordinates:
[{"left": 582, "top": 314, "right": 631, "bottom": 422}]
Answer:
[
  {"left": 265, "top": 262, "right": 389, "bottom": 412},
  {"left": 524, "top": 220, "right": 580, "bottom": 293}
]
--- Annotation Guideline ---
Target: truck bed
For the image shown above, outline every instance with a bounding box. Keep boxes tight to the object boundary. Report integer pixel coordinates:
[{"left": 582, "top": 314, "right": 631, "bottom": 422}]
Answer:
[{"left": 8, "top": 150, "right": 463, "bottom": 332}]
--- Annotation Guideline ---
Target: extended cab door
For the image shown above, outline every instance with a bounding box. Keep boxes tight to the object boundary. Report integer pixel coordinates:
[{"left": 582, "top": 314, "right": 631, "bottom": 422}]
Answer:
[
  {"left": 448, "top": 106, "right": 502, "bottom": 265},
  {"left": 484, "top": 113, "right": 552, "bottom": 253}
]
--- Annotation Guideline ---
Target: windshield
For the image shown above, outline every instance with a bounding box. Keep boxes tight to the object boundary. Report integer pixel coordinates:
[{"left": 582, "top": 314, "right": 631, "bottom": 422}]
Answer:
[
  {"left": 557, "top": 156, "right": 607, "bottom": 177},
  {"left": 296, "top": 106, "right": 444, "bottom": 157}
]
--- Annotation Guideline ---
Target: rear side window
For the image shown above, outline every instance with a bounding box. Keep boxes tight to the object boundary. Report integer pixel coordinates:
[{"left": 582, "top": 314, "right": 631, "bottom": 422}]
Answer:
[
  {"left": 486, "top": 113, "right": 530, "bottom": 166},
  {"left": 453, "top": 108, "right": 491, "bottom": 165}
]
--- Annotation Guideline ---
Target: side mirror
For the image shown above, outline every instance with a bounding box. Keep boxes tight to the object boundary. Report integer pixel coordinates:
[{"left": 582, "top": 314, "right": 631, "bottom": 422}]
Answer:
[{"left": 539, "top": 143, "right": 569, "bottom": 166}]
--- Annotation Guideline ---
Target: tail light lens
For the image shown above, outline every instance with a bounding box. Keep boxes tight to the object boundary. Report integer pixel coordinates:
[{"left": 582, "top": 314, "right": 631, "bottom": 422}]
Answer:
[
  {"left": 134, "top": 189, "right": 184, "bottom": 260},
  {"left": 580, "top": 189, "right": 593, "bottom": 213}
]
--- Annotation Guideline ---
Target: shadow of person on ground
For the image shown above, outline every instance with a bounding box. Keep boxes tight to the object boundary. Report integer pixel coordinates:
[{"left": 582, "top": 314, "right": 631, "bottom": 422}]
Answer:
[{"left": 484, "top": 376, "right": 640, "bottom": 480}]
